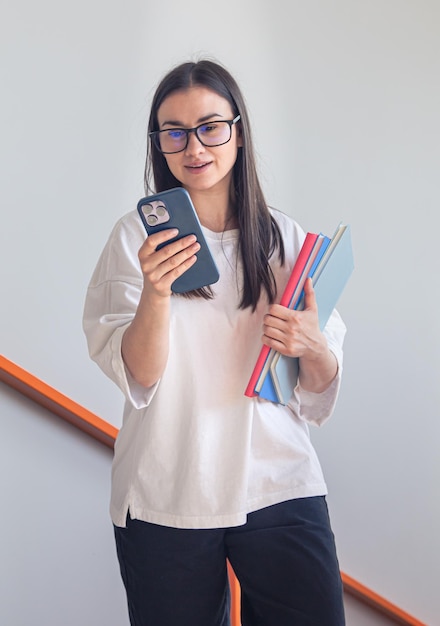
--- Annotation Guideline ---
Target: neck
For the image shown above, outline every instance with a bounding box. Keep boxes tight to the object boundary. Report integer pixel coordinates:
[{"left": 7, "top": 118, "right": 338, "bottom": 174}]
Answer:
[{"left": 189, "top": 189, "right": 238, "bottom": 233}]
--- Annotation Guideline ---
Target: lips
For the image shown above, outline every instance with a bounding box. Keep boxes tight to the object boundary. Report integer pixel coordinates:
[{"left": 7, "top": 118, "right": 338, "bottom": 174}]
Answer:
[{"left": 185, "top": 161, "right": 211, "bottom": 171}]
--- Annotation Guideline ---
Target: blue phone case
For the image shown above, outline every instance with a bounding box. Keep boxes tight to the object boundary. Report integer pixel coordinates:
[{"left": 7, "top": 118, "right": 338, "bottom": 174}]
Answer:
[{"left": 137, "top": 187, "right": 220, "bottom": 294}]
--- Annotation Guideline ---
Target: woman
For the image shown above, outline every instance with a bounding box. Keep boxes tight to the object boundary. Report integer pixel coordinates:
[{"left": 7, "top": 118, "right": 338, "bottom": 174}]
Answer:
[{"left": 83, "top": 59, "right": 346, "bottom": 626}]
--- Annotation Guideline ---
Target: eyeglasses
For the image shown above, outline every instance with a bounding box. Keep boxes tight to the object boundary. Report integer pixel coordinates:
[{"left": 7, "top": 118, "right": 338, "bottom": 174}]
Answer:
[{"left": 149, "top": 115, "right": 241, "bottom": 154}]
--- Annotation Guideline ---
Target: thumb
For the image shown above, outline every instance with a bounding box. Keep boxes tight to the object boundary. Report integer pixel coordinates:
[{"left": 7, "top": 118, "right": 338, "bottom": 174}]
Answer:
[{"left": 303, "top": 277, "right": 317, "bottom": 312}]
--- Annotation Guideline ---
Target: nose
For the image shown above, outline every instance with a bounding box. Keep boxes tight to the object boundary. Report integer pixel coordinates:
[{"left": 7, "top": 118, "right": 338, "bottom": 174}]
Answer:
[{"left": 185, "top": 130, "right": 205, "bottom": 155}]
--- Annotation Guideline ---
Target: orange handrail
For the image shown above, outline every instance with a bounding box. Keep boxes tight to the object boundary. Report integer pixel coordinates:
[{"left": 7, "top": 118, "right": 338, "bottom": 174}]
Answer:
[
  {"left": 227, "top": 561, "right": 241, "bottom": 625},
  {"left": 0, "top": 354, "right": 427, "bottom": 626},
  {"left": 341, "top": 572, "right": 426, "bottom": 625},
  {"left": 0, "top": 354, "right": 117, "bottom": 448}
]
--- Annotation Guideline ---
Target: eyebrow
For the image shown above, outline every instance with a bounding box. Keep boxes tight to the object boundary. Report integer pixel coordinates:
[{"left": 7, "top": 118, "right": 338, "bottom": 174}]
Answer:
[{"left": 160, "top": 113, "right": 225, "bottom": 128}]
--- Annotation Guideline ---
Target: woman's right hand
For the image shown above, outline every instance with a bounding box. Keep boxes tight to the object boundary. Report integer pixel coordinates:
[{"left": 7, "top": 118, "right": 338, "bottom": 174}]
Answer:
[
  {"left": 121, "top": 229, "right": 200, "bottom": 387},
  {"left": 138, "top": 229, "right": 201, "bottom": 298}
]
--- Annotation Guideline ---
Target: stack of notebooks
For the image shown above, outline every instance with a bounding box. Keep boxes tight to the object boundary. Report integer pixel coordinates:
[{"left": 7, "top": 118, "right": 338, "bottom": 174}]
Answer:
[{"left": 245, "top": 223, "right": 354, "bottom": 405}]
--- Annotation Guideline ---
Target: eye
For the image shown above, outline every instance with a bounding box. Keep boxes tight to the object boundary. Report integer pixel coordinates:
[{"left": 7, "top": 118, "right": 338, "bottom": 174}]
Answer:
[
  {"left": 167, "top": 129, "right": 186, "bottom": 139},
  {"left": 199, "top": 123, "right": 218, "bottom": 134}
]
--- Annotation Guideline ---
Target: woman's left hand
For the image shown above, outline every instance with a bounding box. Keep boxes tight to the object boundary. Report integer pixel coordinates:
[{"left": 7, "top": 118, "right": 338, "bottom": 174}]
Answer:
[
  {"left": 262, "top": 278, "right": 326, "bottom": 360},
  {"left": 262, "top": 278, "right": 338, "bottom": 392}
]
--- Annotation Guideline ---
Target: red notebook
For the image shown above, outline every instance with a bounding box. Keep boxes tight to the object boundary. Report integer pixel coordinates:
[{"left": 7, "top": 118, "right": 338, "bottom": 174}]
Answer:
[{"left": 244, "top": 232, "right": 319, "bottom": 398}]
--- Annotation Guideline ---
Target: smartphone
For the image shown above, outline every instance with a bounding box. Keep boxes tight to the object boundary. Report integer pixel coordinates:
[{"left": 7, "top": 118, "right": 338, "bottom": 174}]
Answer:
[{"left": 137, "top": 187, "right": 220, "bottom": 294}]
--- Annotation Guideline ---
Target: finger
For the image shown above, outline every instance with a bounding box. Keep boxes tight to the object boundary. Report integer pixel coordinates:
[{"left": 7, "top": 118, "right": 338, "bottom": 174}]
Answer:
[
  {"left": 162, "top": 241, "right": 200, "bottom": 273},
  {"left": 267, "top": 303, "right": 291, "bottom": 320},
  {"left": 303, "top": 277, "right": 317, "bottom": 312},
  {"left": 263, "top": 325, "right": 287, "bottom": 345},
  {"left": 143, "top": 243, "right": 200, "bottom": 295},
  {"left": 139, "top": 236, "right": 199, "bottom": 283},
  {"left": 263, "top": 312, "right": 289, "bottom": 333},
  {"left": 140, "top": 233, "right": 197, "bottom": 265},
  {"left": 158, "top": 234, "right": 198, "bottom": 262},
  {"left": 163, "top": 249, "right": 199, "bottom": 284},
  {"left": 144, "top": 228, "right": 179, "bottom": 251}
]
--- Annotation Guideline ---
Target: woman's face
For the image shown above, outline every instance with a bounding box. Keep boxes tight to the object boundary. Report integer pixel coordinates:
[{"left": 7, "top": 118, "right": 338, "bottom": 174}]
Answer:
[{"left": 156, "top": 86, "right": 242, "bottom": 199}]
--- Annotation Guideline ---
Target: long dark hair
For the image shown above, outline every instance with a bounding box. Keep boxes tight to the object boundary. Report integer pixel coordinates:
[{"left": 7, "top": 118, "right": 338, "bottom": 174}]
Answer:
[{"left": 144, "top": 59, "right": 285, "bottom": 310}]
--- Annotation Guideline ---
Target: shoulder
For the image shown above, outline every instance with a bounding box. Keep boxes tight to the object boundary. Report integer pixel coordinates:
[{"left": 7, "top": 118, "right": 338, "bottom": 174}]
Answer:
[
  {"left": 87, "top": 209, "right": 146, "bottom": 287},
  {"left": 107, "top": 209, "right": 146, "bottom": 248}
]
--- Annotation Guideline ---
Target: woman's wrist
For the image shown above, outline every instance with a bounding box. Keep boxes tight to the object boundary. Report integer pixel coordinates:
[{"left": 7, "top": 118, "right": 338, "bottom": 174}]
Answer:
[{"left": 298, "top": 348, "right": 338, "bottom": 393}]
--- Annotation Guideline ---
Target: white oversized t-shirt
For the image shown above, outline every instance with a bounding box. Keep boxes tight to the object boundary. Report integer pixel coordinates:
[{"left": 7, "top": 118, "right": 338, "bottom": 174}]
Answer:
[{"left": 83, "top": 207, "right": 346, "bottom": 529}]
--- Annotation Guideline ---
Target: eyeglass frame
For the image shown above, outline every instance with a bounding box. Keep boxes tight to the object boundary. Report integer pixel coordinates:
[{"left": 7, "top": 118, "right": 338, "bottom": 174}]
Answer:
[{"left": 149, "top": 115, "right": 241, "bottom": 154}]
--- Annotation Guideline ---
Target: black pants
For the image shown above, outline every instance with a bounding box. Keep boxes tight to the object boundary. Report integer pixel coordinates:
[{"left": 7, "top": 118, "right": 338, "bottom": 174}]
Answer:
[{"left": 114, "top": 496, "right": 345, "bottom": 626}]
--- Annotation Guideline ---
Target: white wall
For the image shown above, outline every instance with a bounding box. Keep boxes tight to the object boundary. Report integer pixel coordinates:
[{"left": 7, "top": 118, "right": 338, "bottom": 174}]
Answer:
[
  {"left": 1, "top": 1, "right": 439, "bottom": 624},
  {"left": 0, "top": 386, "right": 128, "bottom": 625}
]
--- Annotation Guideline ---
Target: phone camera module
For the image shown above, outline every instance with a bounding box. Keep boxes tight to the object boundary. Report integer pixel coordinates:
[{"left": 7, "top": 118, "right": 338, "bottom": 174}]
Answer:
[{"left": 142, "top": 200, "right": 171, "bottom": 227}]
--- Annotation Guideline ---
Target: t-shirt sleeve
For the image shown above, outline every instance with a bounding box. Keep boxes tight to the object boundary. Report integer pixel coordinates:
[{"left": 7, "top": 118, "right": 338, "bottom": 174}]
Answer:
[
  {"left": 82, "top": 214, "right": 159, "bottom": 409},
  {"left": 287, "top": 308, "right": 346, "bottom": 426}
]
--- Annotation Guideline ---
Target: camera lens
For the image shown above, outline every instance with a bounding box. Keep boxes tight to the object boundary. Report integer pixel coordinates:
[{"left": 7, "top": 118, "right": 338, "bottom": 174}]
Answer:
[{"left": 146, "top": 214, "right": 158, "bottom": 226}]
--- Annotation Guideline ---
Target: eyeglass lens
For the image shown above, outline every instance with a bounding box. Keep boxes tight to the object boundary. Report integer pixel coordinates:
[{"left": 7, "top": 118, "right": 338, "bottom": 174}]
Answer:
[{"left": 157, "top": 121, "right": 232, "bottom": 153}]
